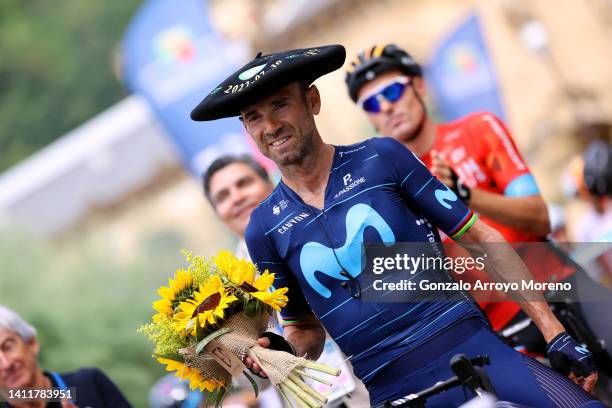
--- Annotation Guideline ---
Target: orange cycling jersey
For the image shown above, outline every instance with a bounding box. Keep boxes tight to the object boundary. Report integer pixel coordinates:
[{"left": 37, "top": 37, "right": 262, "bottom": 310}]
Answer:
[{"left": 421, "top": 112, "right": 575, "bottom": 331}]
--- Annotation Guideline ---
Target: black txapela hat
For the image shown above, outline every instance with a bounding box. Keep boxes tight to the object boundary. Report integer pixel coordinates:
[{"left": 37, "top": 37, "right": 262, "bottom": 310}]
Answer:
[{"left": 190, "top": 44, "right": 346, "bottom": 121}]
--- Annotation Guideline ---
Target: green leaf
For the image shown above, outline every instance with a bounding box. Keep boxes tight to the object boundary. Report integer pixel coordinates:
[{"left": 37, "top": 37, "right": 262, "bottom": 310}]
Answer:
[
  {"left": 195, "top": 327, "right": 233, "bottom": 355},
  {"left": 206, "top": 390, "right": 217, "bottom": 407},
  {"left": 154, "top": 353, "right": 184, "bottom": 362},
  {"left": 245, "top": 300, "right": 258, "bottom": 318},
  {"left": 242, "top": 371, "right": 259, "bottom": 397},
  {"left": 215, "top": 387, "right": 227, "bottom": 408}
]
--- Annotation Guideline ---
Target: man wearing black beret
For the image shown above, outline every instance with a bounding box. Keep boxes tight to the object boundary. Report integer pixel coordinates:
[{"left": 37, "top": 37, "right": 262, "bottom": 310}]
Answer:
[{"left": 191, "top": 45, "right": 602, "bottom": 407}]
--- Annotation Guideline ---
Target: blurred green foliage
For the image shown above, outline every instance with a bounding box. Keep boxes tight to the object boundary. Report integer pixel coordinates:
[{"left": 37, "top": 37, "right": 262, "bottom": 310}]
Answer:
[
  {"left": 0, "top": 230, "right": 194, "bottom": 407},
  {"left": 0, "top": 0, "right": 142, "bottom": 172}
]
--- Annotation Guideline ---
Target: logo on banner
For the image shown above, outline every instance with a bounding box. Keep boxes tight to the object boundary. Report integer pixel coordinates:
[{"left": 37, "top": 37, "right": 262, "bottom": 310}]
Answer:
[
  {"left": 449, "top": 44, "right": 481, "bottom": 75},
  {"left": 154, "top": 26, "right": 196, "bottom": 64}
]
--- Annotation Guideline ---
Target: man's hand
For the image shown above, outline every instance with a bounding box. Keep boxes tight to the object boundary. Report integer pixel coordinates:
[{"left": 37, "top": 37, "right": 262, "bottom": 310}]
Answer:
[
  {"left": 431, "top": 150, "right": 471, "bottom": 203},
  {"left": 547, "top": 332, "right": 598, "bottom": 393},
  {"left": 244, "top": 337, "right": 270, "bottom": 378},
  {"left": 430, "top": 150, "right": 453, "bottom": 187},
  {"left": 243, "top": 332, "right": 297, "bottom": 378}
]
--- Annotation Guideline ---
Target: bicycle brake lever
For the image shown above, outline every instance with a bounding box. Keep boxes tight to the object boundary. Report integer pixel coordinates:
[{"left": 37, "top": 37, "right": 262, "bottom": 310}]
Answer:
[{"left": 469, "top": 355, "right": 491, "bottom": 367}]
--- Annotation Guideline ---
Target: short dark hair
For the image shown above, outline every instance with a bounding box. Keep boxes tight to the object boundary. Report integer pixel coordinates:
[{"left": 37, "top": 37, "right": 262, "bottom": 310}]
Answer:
[{"left": 202, "top": 155, "right": 271, "bottom": 204}]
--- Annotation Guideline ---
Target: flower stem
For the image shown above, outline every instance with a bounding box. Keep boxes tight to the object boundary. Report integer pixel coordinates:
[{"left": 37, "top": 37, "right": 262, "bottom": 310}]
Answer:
[
  {"left": 284, "top": 378, "right": 320, "bottom": 407},
  {"left": 277, "top": 385, "right": 296, "bottom": 408},
  {"left": 293, "top": 369, "right": 333, "bottom": 386},
  {"left": 280, "top": 383, "right": 312, "bottom": 408},
  {"left": 302, "top": 361, "right": 341, "bottom": 376},
  {"left": 288, "top": 373, "right": 327, "bottom": 404}
]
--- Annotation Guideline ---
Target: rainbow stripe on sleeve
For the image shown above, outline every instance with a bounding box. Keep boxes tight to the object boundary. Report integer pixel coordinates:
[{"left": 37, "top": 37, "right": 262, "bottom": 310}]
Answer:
[
  {"left": 281, "top": 315, "right": 311, "bottom": 327},
  {"left": 449, "top": 211, "right": 478, "bottom": 240}
]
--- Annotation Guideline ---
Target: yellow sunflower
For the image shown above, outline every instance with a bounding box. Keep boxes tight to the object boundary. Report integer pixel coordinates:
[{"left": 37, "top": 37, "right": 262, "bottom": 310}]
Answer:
[
  {"left": 252, "top": 287, "right": 289, "bottom": 311},
  {"left": 153, "top": 269, "right": 194, "bottom": 322},
  {"left": 157, "top": 358, "right": 223, "bottom": 392},
  {"left": 173, "top": 275, "right": 238, "bottom": 334},
  {"left": 214, "top": 251, "right": 256, "bottom": 286},
  {"left": 241, "top": 270, "right": 288, "bottom": 311}
]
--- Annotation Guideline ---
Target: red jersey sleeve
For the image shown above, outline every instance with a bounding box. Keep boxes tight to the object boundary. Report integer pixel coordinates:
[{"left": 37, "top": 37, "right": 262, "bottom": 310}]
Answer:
[{"left": 468, "top": 113, "right": 540, "bottom": 197}]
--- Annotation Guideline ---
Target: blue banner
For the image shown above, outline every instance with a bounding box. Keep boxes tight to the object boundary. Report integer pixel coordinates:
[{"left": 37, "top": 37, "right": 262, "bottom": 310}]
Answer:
[
  {"left": 425, "top": 12, "right": 507, "bottom": 122},
  {"left": 122, "top": 0, "right": 252, "bottom": 176}
]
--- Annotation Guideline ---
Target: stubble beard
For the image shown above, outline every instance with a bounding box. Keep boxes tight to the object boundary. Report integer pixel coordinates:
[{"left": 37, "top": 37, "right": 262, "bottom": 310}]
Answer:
[
  {"left": 276, "top": 128, "right": 316, "bottom": 167},
  {"left": 395, "top": 125, "right": 421, "bottom": 144},
  {"left": 393, "top": 106, "right": 427, "bottom": 145}
]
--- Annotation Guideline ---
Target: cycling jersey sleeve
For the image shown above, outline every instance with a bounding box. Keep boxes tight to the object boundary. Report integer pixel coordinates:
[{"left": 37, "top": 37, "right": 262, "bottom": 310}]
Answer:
[
  {"left": 245, "top": 213, "right": 313, "bottom": 326},
  {"left": 374, "top": 137, "right": 477, "bottom": 240},
  {"left": 470, "top": 113, "right": 540, "bottom": 197}
]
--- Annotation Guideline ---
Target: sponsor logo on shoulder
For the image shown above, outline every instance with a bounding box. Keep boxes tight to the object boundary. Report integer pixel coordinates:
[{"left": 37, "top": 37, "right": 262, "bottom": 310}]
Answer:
[
  {"left": 338, "top": 145, "right": 366, "bottom": 157},
  {"left": 334, "top": 173, "right": 366, "bottom": 199},
  {"left": 272, "top": 199, "right": 289, "bottom": 215},
  {"left": 277, "top": 212, "right": 310, "bottom": 235}
]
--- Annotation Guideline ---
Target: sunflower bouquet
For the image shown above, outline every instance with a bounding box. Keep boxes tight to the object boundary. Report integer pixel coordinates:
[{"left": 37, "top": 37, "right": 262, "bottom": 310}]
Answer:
[{"left": 139, "top": 250, "right": 340, "bottom": 407}]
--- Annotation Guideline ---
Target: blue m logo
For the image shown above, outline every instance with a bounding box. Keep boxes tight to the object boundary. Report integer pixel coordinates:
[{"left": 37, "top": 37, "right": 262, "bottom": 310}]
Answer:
[
  {"left": 434, "top": 184, "right": 458, "bottom": 209},
  {"left": 299, "top": 203, "right": 395, "bottom": 298}
]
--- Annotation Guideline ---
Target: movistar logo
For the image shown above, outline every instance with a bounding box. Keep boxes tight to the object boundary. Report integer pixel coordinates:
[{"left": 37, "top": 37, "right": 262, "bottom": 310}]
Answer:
[
  {"left": 299, "top": 204, "right": 395, "bottom": 298},
  {"left": 575, "top": 345, "right": 589, "bottom": 355},
  {"left": 434, "top": 184, "right": 458, "bottom": 209},
  {"left": 238, "top": 63, "right": 266, "bottom": 80}
]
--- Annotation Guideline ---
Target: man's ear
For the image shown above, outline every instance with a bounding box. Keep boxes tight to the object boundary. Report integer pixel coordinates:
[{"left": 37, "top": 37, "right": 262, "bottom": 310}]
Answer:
[
  {"left": 307, "top": 85, "right": 321, "bottom": 115},
  {"left": 239, "top": 116, "right": 249, "bottom": 132},
  {"left": 27, "top": 337, "right": 40, "bottom": 357},
  {"left": 412, "top": 76, "right": 427, "bottom": 98}
]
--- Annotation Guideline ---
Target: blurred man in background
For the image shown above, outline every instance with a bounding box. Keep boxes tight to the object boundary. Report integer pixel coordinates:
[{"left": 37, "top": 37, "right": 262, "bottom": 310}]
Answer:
[
  {"left": 0, "top": 305, "right": 131, "bottom": 408},
  {"left": 568, "top": 140, "right": 612, "bottom": 246},
  {"left": 203, "top": 155, "right": 275, "bottom": 257}
]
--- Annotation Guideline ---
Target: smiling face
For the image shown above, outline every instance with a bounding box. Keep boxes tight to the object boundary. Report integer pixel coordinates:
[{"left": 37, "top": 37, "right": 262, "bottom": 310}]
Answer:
[
  {"left": 209, "top": 162, "right": 273, "bottom": 236},
  {"left": 357, "top": 70, "right": 427, "bottom": 144},
  {"left": 0, "top": 329, "right": 40, "bottom": 390},
  {"left": 240, "top": 82, "right": 321, "bottom": 167}
]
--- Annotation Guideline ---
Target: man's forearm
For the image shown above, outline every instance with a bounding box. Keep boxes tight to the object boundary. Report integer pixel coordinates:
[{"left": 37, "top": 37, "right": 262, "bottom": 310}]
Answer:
[
  {"left": 481, "top": 241, "right": 564, "bottom": 341},
  {"left": 469, "top": 188, "right": 550, "bottom": 236},
  {"left": 459, "top": 221, "right": 564, "bottom": 341}
]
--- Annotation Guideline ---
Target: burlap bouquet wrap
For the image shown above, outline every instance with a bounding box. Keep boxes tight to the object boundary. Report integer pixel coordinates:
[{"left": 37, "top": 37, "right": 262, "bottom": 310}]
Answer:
[{"left": 180, "top": 312, "right": 306, "bottom": 386}]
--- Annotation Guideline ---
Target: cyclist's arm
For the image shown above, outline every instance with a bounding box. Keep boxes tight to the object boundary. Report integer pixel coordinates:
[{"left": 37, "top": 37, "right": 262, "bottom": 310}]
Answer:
[
  {"left": 470, "top": 189, "right": 548, "bottom": 236},
  {"left": 244, "top": 215, "right": 325, "bottom": 361},
  {"left": 456, "top": 219, "right": 564, "bottom": 342},
  {"left": 282, "top": 313, "right": 326, "bottom": 360},
  {"left": 379, "top": 138, "right": 596, "bottom": 391},
  {"left": 380, "top": 135, "right": 562, "bottom": 339}
]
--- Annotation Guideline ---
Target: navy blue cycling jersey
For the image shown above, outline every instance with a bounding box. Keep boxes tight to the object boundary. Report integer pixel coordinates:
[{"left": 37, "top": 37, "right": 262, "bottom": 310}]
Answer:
[{"left": 245, "top": 137, "right": 487, "bottom": 384}]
